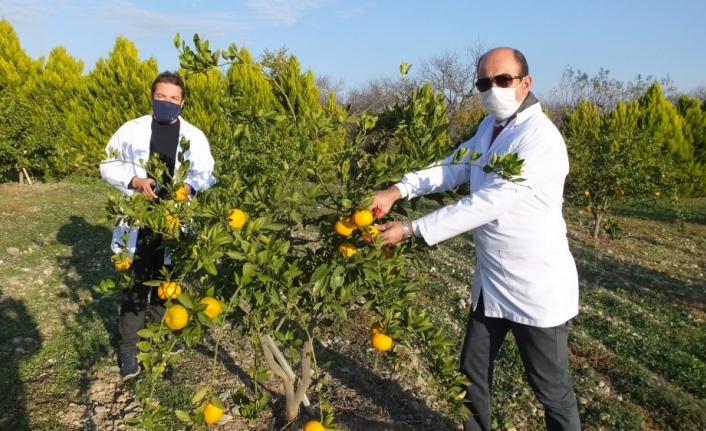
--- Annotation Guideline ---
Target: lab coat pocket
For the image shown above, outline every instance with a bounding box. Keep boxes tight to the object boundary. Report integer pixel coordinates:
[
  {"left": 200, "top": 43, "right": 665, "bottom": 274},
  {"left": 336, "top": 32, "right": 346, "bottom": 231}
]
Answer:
[
  {"left": 498, "top": 248, "right": 558, "bottom": 296},
  {"left": 110, "top": 222, "right": 139, "bottom": 258}
]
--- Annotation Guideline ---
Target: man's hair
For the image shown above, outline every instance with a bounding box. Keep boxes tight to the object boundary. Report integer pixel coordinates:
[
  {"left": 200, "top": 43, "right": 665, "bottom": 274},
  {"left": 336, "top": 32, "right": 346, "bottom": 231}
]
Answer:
[
  {"left": 151, "top": 71, "right": 186, "bottom": 99},
  {"left": 476, "top": 48, "right": 529, "bottom": 76}
]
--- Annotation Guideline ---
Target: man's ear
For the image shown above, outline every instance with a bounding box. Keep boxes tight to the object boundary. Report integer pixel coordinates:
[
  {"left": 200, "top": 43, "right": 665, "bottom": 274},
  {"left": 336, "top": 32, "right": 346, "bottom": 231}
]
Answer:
[{"left": 523, "top": 75, "right": 533, "bottom": 91}]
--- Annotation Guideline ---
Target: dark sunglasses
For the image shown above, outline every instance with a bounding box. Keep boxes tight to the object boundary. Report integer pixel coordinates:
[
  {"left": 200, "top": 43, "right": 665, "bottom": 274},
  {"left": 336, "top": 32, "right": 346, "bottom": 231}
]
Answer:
[{"left": 475, "top": 74, "right": 524, "bottom": 92}]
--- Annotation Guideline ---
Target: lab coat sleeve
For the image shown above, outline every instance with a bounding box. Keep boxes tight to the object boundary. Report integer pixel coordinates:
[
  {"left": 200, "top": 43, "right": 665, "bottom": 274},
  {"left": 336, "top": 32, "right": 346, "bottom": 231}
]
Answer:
[
  {"left": 184, "top": 130, "right": 216, "bottom": 193},
  {"left": 415, "top": 123, "right": 569, "bottom": 245},
  {"left": 398, "top": 134, "right": 480, "bottom": 199},
  {"left": 99, "top": 124, "right": 136, "bottom": 197}
]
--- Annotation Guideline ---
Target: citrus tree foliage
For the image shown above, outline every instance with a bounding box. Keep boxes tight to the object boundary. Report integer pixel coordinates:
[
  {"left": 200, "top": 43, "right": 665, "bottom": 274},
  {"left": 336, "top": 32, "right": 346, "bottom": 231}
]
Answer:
[
  {"left": 565, "top": 100, "right": 683, "bottom": 237},
  {"left": 59, "top": 37, "right": 158, "bottom": 175},
  {"left": 0, "top": 21, "right": 62, "bottom": 177},
  {"left": 95, "top": 34, "right": 487, "bottom": 430},
  {"left": 0, "top": 90, "right": 58, "bottom": 176}
]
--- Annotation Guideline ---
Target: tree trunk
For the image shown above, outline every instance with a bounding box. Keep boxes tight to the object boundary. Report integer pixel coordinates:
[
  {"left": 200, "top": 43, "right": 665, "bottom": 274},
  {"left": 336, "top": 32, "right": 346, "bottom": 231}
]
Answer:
[
  {"left": 22, "top": 168, "right": 32, "bottom": 185},
  {"left": 592, "top": 212, "right": 603, "bottom": 238},
  {"left": 258, "top": 333, "right": 315, "bottom": 423}
]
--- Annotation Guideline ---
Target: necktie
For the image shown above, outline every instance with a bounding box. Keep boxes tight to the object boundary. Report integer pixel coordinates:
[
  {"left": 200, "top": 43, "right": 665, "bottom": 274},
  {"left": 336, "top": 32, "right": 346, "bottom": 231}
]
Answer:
[{"left": 490, "top": 124, "right": 504, "bottom": 144}]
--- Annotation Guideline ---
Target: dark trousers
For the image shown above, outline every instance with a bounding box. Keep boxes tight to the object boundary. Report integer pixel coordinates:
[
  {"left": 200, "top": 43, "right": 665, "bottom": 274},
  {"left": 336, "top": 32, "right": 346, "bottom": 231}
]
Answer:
[
  {"left": 118, "top": 228, "right": 168, "bottom": 353},
  {"left": 460, "top": 296, "right": 581, "bottom": 431}
]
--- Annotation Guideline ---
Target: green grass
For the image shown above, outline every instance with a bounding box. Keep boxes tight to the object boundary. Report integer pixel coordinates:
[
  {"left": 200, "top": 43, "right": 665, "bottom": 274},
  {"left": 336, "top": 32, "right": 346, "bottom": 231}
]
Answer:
[{"left": 0, "top": 182, "right": 705, "bottom": 430}]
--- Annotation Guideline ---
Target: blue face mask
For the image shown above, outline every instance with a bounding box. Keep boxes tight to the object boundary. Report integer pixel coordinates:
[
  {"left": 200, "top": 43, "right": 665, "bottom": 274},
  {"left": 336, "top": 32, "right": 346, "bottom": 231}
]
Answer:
[{"left": 152, "top": 100, "right": 182, "bottom": 123}]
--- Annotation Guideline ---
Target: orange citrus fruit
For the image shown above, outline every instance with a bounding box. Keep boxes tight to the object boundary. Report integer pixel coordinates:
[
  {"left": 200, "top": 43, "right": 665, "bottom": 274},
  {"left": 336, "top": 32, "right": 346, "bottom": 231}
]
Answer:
[
  {"left": 114, "top": 258, "right": 131, "bottom": 271},
  {"left": 352, "top": 210, "right": 373, "bottom": 227},
  {"left": 585, "top": 207, "right": 592, "bottom": 214},
  {"left": 227, "top": 208, "right": 247, "bottom": 228},
  {"left": 654, "top": 191, "right": 661, "bottom": 197},
  {"left": 157, "top": 281, "right": 181, "bottom": 300},
  {"left": 338, "top": 243, "right": 356, "bottom": 258},
  {"left": 371, "top": 332, "right": 393, "bottom": 352},
  {"left": 334, "top": 218, "right": 356, "bottom": 237},
  {"left": 371, "top": 322, "right": 384, "bottom": 335},
  {"left": 583, "top": 190, "right": 590, "bottom": 196},
  {"left": 362, "top": 225, "right": 379, "bottom": 241},
  {"left": 174, "top": 186, "right": 189, "bottom": 202},
  {"left": 303, "top": 421, "right": 325, "bottom": 431},
  {"left": 203, "top": 402, "right": 224, "bottom": 424},
  {"left": 166, "top": 214, "right": 180, "bottom": 229},
  {"left": 164, "top": 305, "right": 189, "bottom": 330},
  {"left": 199, "top": 297, "right": 222, "bottom": 319}
]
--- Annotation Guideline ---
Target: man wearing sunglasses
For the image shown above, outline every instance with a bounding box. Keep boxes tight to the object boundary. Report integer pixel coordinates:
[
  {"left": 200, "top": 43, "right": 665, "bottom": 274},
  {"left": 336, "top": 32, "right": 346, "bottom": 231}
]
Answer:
[{"left": 369, "top": 47, "right": 581, "bottom": 431}]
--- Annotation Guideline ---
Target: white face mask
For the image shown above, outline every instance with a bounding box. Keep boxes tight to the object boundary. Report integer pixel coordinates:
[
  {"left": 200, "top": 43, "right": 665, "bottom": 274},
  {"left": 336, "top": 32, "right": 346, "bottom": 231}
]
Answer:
[{"left": 480, "top": 81, "right": 523, "bottom": 120}]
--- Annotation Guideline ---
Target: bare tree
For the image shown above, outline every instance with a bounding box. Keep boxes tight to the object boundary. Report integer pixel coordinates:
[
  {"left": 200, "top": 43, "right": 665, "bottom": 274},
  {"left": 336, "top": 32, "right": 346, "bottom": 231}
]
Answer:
[
  {"left": 415, "top": 51, "right": 473, "bottom": 110},
  {"left": 343, "top": 75, "right": 414, "bottom": 115},
  {"left": 315, "top": 74, "right": 345, "bottom": 105},
  {"left": 690, "top": 84, "right": 706, "bottom": 102}
]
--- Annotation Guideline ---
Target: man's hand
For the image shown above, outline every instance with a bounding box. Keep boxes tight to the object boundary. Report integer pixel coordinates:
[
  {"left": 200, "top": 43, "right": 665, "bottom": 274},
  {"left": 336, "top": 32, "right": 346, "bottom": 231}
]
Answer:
[
  {"left": 376, "top": 220, "right": 405, "bottom": 245},
  {"left": 368, "top": 186, "right": 402, "bottom": 219},
  {"left": 183, "top": 183, "right": 193, "bottom": 196},
  {"left": 131, "top": 177, "right": 159, "bottom": 199}
]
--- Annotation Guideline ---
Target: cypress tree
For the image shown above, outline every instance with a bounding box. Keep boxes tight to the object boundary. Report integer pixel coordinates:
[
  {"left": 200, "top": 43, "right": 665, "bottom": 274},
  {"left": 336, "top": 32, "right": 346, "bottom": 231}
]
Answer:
[
  {"left": 677, "top": 95, "right": 706, "bottom": 165},
  {"left": 638, "top": 82, "right": 691, "bottom": 162},
  {"left": 225, "top": 48, "right": 277, "bottom": 113},
  {"left": 182, "top": 67, "right": 232, "bottom": 163},
  {"left": 0, "top": 19, "right": 39, "bottom": 93},
  {"left": 60, "top": 37, "right": 158, "bottom": 175}
]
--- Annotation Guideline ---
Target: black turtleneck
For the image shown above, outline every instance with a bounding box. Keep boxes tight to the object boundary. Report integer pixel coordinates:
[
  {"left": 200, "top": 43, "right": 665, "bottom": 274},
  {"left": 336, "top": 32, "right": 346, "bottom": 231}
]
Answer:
[{"left": 150, "top": 118, "right": 180, "bottom": 188}]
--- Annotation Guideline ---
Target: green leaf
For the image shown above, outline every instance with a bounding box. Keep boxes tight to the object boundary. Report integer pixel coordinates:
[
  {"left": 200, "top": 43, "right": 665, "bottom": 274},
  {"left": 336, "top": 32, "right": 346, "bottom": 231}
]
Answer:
[
  {"left": 242, "top": 262, "right": 256, "bottom": 286},
  {"left": 309, "top": 264, "right": 329, "bottom": 284},
  {"left": 192, "top": 386, "right": 210, "bottom": 405},
  {"left": 226, "top": 251, "right": 247, "bottom": 260},
  {"left": 202, "top": 258, "right": 217, "bottom": 275},
  {"left": 263, "top": 223, "right": 287, "bottom": 231},
  {"left": 136, "top": 341, "right": 152, "bottom": 352},
  {"left": 211, "top": 396, "right": 225, "bottom": 409},
  {"left": 174, "top": 410, "right": 191, "bottom": 422},
  {"left": 136, "top": 328, "right": 155, "bottom": 339},
  {"left": 177, "top": 292, "right": 195, "bottom": 309}
]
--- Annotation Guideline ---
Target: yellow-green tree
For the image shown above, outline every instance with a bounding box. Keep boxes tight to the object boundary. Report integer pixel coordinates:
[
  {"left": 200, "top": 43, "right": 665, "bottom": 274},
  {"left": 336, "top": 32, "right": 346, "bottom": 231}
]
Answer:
[
  {"left": 180, "top": 67, "right": 232, "bottom": 166},
  {"left": 638, "top": 82, "right": 690, "bottom": 161},
  {"left": 677, "top": 95, "right": 706, "bottom": 194},
  {"left": 59, "top": 37, "right": 158, "bottom": 175},
  {"left": 0, "top": 19, "right": 39, "bottom": 93},
  {"left": 226, "top": 47, "right": 277, "bottom": 113}
]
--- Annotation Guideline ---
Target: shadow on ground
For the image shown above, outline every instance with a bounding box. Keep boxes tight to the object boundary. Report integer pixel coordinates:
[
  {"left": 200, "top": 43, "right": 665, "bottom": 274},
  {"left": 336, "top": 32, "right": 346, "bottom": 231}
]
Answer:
[
  {"left": 55, "top": 215, "right": 119, "bottom": 393},
  {"left": 0, "top": 288, "right": 42, "bottom": 430},
  {"left": 193, "top": 334, "right": 460, "bottom": 431}
]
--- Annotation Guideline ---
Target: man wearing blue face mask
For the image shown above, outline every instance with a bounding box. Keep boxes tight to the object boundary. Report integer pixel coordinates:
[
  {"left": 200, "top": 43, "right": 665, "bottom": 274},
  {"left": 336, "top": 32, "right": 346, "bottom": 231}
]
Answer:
[
  {"left": 100, "top": 71, "right": 216, "bottom": 381},
  {"left": 369, "top": 47, "right": 581, "bottom": 430}
]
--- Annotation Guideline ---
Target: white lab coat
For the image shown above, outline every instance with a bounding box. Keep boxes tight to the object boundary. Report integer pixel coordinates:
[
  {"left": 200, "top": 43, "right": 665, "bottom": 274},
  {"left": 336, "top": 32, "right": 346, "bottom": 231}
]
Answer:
[
  {"left": 100, "top": 114, "right": 216, "bottom": 257},
  {"left": 398, "top": 102, "right": 578, "bottom": 327}
]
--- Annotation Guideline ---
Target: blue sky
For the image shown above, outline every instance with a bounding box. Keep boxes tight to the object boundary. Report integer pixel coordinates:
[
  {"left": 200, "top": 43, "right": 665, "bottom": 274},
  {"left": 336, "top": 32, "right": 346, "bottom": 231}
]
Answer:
[{"left": 2, "top": 0, "right": 705, "bottom": 97}]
